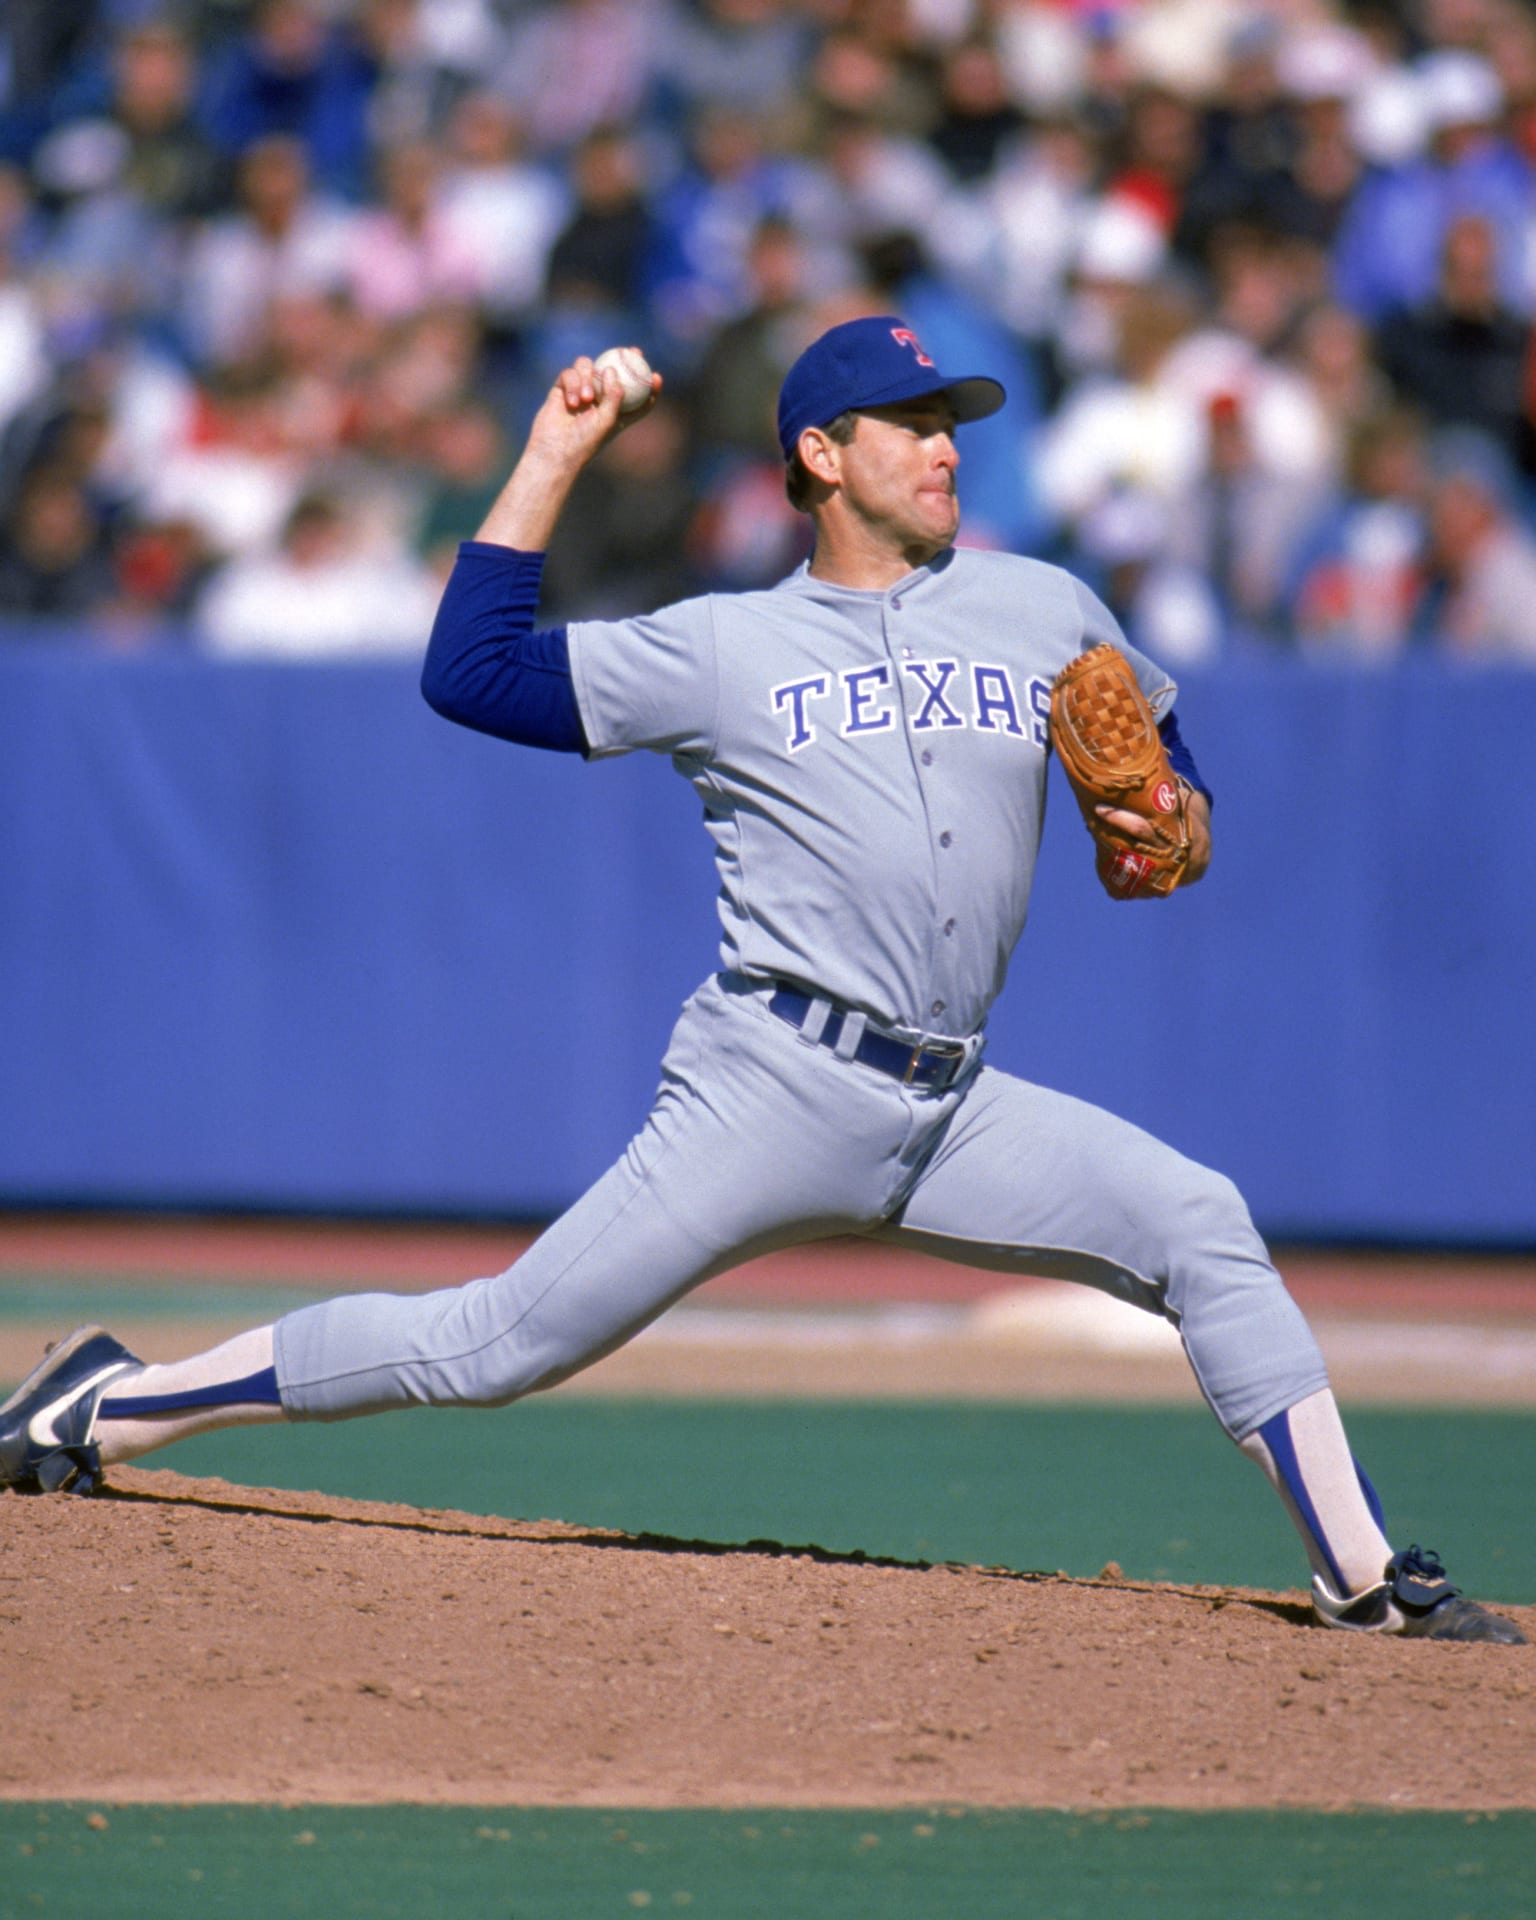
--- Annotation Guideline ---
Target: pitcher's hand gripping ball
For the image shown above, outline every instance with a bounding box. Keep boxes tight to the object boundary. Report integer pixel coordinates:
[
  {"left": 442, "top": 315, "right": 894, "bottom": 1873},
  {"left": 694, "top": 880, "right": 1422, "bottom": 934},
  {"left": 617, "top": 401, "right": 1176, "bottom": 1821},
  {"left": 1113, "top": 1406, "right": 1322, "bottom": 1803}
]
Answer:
[{"left": 1050, "top": 643, "right": 1192, "bottom": 899}]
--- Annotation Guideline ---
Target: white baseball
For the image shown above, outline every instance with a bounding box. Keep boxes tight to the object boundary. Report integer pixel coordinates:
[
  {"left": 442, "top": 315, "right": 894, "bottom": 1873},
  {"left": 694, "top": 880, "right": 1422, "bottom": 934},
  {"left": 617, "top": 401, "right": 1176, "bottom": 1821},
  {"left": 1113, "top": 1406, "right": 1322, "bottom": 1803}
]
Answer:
[{"left": 593, "top": 345, "right": 655, "bottom": 414}]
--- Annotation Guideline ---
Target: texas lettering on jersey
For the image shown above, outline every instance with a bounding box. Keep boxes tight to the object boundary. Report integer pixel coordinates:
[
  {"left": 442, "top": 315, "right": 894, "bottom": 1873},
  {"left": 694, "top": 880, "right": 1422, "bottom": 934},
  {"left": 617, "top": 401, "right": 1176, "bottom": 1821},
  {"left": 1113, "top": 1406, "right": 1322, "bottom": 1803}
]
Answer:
[{"left": 771, "top": 660, "right": 1053, "bottom": 753}]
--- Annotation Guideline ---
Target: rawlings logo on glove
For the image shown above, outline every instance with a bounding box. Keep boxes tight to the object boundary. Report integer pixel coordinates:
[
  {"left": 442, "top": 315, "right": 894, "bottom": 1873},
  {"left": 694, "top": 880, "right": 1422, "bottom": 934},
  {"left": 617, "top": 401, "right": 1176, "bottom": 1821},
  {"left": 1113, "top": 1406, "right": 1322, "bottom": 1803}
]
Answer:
[{"left": 1049, "top": 644, "right": 1192, "bottom": 900}]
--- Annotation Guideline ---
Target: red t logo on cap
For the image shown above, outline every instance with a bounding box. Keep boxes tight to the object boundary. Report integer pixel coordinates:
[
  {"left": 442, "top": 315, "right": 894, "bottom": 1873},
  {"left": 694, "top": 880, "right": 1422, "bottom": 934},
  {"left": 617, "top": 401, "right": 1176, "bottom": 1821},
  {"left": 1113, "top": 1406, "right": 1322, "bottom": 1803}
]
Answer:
[{"left": 890, "top": 328, "right": 935, "bottom": 368}]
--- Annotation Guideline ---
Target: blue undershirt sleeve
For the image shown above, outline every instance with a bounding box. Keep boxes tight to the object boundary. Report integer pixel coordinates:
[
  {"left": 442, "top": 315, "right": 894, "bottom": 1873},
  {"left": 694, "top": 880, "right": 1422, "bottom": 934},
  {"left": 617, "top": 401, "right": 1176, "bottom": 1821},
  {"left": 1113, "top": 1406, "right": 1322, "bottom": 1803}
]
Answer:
[
  {"left": 419, "top": 542, "right": 587, "bottom": 754},
  {"left": 1159, "top": 709, "right": 1213, "bottom": 809}
]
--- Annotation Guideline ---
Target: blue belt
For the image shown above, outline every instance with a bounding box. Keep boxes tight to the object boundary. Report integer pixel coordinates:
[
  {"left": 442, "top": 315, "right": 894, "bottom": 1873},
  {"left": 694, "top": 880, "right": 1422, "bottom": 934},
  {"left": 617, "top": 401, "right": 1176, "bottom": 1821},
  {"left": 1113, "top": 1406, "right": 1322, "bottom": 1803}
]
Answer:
[{"left": 767, "top": 985, "right": 968, "bottom": 1090}]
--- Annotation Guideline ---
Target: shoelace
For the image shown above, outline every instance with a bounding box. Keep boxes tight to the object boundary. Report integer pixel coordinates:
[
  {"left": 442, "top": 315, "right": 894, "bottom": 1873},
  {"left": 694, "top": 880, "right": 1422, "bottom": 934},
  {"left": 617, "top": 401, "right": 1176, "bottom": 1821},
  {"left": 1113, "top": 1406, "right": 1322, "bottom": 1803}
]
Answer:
[{"left": 1396, "top": 1544, "right": 1448, "bottom": 1583}]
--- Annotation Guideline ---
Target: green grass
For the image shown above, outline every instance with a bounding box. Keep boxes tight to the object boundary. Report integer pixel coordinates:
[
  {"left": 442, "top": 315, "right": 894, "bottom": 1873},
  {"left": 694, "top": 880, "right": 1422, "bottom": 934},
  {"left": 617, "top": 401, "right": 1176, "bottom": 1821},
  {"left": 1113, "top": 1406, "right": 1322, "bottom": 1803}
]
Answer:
[
  {"left": 4, "top": 1806, "right": 1533, "bottom": 1920},
  {"left": 0, "top": 1278, "right": 327, "bottom": 1319}
]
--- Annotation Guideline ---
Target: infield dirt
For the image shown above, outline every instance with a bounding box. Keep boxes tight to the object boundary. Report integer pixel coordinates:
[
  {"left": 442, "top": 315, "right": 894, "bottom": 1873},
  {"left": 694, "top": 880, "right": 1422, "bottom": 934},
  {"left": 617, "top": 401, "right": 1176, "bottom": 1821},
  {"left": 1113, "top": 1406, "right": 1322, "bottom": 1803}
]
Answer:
[{"left": 3, "top": 1467, "right": 1531, "bottom": 1812}]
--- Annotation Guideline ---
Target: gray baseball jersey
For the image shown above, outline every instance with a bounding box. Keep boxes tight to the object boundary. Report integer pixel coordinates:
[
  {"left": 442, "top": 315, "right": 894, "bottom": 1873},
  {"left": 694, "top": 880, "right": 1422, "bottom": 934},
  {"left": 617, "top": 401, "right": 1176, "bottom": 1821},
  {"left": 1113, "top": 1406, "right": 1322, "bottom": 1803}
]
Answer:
[
  {"left": 569, "top": 547, "right": 1173, "bottom": 1040},
  {"left": 274, "top": 545, "right": 1330, "bottom": 1446}
]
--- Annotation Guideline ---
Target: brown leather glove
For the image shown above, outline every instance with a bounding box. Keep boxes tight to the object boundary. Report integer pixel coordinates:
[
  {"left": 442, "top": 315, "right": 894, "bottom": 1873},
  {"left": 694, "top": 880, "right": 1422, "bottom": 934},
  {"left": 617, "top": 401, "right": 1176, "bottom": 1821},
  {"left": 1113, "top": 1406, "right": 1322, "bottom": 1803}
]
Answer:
[{"left": 1049, "top": 643, "right": 1193, "bottom": 899}]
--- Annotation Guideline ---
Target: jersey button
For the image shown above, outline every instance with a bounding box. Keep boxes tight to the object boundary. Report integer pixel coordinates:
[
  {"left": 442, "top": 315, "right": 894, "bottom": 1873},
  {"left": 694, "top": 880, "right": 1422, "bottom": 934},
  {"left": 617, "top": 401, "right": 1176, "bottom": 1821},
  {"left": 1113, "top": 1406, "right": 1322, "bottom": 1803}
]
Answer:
[
  {"left": 920, "top": 750, "right": 933, "bottom": 766},
  {"left": 891, "top": 596, "right": 902, "bottom": 610},
  {"left": 930, "top": 999, "right": 946, "bottom": 1018},
  {"left": 943, "top": 918, "right": 956, "bottom": 936},
  {"left": 939, "top": 830, "right": 953, "bottom": 848}
]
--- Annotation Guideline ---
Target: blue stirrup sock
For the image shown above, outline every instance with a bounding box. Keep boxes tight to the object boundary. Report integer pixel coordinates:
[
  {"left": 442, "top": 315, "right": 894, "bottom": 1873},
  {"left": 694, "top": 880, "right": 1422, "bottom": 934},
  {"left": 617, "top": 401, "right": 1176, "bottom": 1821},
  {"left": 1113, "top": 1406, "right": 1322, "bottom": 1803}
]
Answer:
[
  {"left": 100, "top": 1366, "right": 280, "bottom": 1417},
  {"left": 1238, "top": 1388, "right": 1393, "bottom": 1597}
]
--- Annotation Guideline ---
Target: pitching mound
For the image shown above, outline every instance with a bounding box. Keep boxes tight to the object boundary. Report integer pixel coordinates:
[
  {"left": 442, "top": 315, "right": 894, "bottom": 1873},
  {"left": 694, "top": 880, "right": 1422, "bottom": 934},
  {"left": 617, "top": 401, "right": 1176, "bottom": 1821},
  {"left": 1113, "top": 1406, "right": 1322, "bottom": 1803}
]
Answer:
[{"left": 3, "top": 1467, "right": 1531, "bottom": 1810}]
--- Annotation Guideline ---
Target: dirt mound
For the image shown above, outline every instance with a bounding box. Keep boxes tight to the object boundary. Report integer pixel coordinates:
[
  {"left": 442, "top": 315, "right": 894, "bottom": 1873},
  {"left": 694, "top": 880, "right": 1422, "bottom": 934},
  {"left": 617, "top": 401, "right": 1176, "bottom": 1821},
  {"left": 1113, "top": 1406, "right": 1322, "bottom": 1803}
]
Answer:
[{"left": 3, "top": 1468, "right": 1531, "bottom": 1810}]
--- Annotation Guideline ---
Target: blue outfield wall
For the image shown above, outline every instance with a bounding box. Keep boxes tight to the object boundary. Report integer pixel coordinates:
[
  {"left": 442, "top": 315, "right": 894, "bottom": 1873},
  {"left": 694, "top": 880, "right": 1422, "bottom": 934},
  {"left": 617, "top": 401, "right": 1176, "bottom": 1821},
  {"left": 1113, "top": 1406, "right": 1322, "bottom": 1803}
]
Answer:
[{"left": 0, "top": 642, "right": 1531, "bottom": 1242}]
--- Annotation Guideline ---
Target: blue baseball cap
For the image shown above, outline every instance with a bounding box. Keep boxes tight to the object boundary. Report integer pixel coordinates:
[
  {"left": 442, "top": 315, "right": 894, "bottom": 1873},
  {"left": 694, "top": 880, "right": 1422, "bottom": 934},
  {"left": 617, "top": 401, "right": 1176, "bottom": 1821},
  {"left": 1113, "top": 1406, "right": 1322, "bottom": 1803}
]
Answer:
[{"left": 777, "top": 316, "right": 1006, "bottom": 461}]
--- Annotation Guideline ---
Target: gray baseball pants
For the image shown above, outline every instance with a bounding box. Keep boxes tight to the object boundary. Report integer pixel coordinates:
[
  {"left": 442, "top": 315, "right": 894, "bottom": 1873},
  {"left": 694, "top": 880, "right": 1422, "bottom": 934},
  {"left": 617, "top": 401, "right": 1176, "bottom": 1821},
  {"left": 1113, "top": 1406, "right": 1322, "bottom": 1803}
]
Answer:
[{"left": 274, "top": 972, "right": 1328, "bottom": 1441}]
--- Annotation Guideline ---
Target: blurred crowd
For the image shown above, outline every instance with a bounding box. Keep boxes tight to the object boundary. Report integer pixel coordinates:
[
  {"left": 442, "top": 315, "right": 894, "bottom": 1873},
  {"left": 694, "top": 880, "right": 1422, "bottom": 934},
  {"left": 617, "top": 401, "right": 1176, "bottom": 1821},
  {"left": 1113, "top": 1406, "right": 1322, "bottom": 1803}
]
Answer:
[{"left": 2, "top": 0, "right": 1535, "bottom": 662}]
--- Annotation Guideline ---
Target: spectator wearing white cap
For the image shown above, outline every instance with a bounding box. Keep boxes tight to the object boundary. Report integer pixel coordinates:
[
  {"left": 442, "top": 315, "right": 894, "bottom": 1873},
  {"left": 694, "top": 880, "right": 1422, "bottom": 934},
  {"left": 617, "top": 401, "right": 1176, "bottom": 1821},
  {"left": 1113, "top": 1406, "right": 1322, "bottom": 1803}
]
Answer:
[
  {"left": 1333, "top": 50, "right": 1535, "bottom": 321},
  {"left": 1042, "top": 194, "right": 1168, "bottom": 397}
]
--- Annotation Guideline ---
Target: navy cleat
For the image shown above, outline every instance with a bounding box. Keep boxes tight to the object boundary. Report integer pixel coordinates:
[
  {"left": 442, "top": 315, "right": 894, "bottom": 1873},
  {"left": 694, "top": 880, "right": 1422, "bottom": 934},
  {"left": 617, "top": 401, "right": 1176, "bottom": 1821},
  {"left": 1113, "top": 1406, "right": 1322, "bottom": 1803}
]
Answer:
[
  {"left": 0, "top": 1326, "right": 142, "bottom": 1495},
  {"left": 1312, "top": 1544, "right": 1527, "bottom": 1644}
]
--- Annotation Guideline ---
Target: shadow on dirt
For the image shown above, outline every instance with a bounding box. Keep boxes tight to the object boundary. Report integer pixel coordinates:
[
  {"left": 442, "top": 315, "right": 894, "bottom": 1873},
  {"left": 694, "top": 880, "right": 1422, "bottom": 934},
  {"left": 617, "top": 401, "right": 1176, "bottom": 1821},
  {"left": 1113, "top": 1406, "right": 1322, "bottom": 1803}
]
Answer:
[{"left": 102, "top": 1468, "right": 1312, "bottom": 1618}]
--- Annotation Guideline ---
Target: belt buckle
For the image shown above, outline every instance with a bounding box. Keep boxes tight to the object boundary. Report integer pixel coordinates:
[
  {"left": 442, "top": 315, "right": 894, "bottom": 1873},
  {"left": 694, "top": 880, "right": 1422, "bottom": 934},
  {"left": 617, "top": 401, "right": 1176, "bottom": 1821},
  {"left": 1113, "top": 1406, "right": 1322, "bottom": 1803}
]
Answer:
[{"left": 905, "top": 1041, "right": 962, "bottom": 1087}]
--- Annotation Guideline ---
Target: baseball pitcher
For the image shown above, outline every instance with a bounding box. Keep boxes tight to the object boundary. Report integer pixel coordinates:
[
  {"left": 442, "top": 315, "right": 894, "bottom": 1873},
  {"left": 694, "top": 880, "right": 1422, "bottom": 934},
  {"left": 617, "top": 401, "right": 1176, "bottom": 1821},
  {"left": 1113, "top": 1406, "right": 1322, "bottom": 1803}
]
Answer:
[{"left": 2, "top": 318, "right": 1521, "bottom": 1644}]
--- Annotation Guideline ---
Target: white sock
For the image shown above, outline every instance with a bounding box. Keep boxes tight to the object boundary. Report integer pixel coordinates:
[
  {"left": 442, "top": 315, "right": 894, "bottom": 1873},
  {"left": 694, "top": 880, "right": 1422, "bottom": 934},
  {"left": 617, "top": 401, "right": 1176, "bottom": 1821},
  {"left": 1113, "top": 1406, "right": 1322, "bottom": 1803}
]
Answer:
[{"left": 94, "top": 1326, "right": 286, "bottom": 1466}]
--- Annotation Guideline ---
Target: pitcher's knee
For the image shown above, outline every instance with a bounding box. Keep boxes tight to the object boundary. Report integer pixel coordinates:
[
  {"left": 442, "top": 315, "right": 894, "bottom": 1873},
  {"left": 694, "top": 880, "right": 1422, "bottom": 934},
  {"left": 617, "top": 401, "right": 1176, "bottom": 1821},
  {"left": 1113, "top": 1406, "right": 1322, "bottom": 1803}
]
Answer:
[
  {"left": 1154, "top": 1157, "right": 1250, "bottom": 1250},
  {"left": 1192, "top": 1166, "right": 1262, "bottom": 1245},
  {"left": 1158, "top": 1164, "right": 1274, "bottom": 1307}
]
